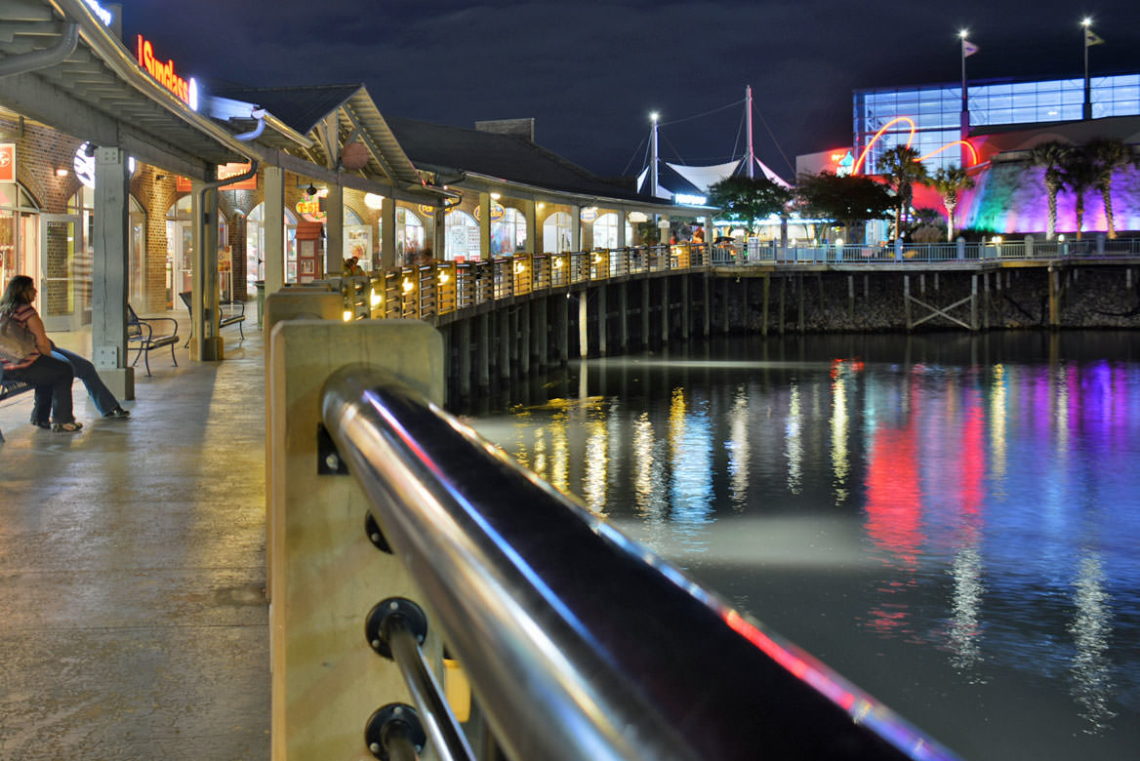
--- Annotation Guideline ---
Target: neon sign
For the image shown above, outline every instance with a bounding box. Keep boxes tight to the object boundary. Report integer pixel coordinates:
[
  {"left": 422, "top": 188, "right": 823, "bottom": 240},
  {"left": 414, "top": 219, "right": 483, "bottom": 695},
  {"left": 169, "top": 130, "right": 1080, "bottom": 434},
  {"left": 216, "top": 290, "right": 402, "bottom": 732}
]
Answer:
[
  {"left": 136, "top": 35, "right": 198, "bottom": 111},
  {"left": 83, "top": 0, "right": 113, "bottom": 25},
  {"left": 852, "top": 117, "right": 978, "bottom": 175},
  {"left": 674, "top": 193, "right": 708, "bottom": 206}
]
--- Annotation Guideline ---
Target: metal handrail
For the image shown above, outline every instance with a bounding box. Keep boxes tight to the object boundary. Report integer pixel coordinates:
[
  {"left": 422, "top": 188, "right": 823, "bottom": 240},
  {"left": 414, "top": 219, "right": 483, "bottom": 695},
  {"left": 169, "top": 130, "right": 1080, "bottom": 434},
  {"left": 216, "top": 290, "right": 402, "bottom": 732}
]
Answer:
[{"left": 321, "top": 365, "right": 962, "bottom": 761}]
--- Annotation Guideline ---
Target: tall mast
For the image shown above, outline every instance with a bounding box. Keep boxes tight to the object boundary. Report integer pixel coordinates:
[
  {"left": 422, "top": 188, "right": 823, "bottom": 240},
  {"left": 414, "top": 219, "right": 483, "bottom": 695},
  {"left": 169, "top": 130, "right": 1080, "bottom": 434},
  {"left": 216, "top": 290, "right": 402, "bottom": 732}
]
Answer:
[
  {"left": 649, "top": 112, "right": 659, "bottom": 197},
  {"left": 745, "top": 85, "right": 755, "bottom": 179}
]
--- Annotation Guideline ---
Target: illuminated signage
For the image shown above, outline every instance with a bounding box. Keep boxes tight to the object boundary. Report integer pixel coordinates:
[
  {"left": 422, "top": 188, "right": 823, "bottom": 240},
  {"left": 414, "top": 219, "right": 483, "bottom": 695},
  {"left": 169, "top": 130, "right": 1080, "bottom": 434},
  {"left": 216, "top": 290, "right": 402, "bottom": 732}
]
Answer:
[
  {"left": 579, "top": 206, "right": 598, "bottom": 222},
  {"left": 474, "top": 202, "right": 505, "bottom": 222},
  {"left": 73, "top": 143, "right": 137, "bottom": 188},
  {"left": 673, "top": 193, "right": 707, "bottom": 206},
  {"left": 0, "top": 144, "right": 15, "bottom": 183},
  {"left": 83, "top": 0, "right": 113, "bottom": 25},
  {"left": 296, "top": 196, "right": 325, "bottom": 223},
  {"left": 136, "top": 35, "right": 198, "bottom": 110}
]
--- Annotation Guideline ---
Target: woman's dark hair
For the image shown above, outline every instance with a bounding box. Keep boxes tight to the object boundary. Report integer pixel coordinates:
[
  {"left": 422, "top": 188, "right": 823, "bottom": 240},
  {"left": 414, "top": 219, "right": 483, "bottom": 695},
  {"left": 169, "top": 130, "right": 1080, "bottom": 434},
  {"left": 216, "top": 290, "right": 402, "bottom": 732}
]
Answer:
[{"left": 0, "top": 275, "right": 35, "bottom": 315}]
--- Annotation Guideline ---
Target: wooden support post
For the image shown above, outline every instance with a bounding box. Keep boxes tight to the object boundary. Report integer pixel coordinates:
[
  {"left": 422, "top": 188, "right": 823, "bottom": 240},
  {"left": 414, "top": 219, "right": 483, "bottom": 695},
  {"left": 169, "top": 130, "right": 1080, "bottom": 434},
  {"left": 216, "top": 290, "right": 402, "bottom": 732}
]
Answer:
[
  {"left": 779, "top": 277, "right": 786, "bottom": 335},
  {"left": 920, "top": 274, "right": 925, "bottom": 295},
  {"left": 619, "top": 282, "right": 629, "bottom": 352},
  {"left": 983, "top": 273, "right": 990, "bottom": 330},
  {"left": 847, "top": 274, "right": 854, "bottom": 320},
  {"left": 557, "top": 294, "right": 569, "bottom": 364},
  {"left": 722, "top": 280, "right": 730, "bottom": 334},
  {"left": 478, "top": 313, "right": 490, "bottom": 388},
  {"left": 597, "top": 285, "right": 607, "bottom": 357},
  {"left": 762, "top": 276, "right": 771, "bottom": 337},
  {"left": 681, "top": 276, "right": 690, "bottom": 340},
  {"left": 537, "top": 297, "right": 549, "bottom": 369},
  {"left": 520, "top": 300, "right": 531, "bottom": 376},
  {"left": 579, "top": 288, "right": 589, "bottom": 358},
  {"left": 499, "top": 306, "right": 511, "bottom": 379},
  {"left": 660, "top": 277, "right": 670, "bottom": 345},
  {"left": 641, "top": 281, "right": 651, "bottom": 348},
  {"left": 863, "top": 275, "right": 869, "bottom": 300},
  {"left": 971, "top": 274, "right": 979, "bottom": 331},
  {"left": 1048, "top": 267, "right": 1060, "bottom": 328},
  {"left": 741, "top": 278, "right": 748, "bottom": 332},
  {"left": 702, "top": 276, "right": 711, "bottom": 337},
  {"left": 904, "top": 275, "right": 912, "bottom": 331},
  {"left": 798, "top": 275, "right": 805, "bottom": 332},
  {"left": 457, "top": 318, "right": 471, "bottom": 397}
]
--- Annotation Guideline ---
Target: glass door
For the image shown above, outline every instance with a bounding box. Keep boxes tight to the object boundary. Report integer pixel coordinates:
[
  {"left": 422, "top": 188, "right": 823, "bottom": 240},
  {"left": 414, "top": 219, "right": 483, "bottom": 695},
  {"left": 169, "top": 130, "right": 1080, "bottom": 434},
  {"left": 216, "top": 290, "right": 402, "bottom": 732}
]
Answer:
[{"left": 38, "top": 213, "right": 81, "bottom": 332}]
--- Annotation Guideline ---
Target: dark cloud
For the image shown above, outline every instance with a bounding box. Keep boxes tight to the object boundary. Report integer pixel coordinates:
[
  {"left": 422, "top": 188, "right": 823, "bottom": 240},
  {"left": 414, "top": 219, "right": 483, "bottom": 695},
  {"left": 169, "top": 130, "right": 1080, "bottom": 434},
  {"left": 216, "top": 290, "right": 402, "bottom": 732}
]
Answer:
[{"left": 119, "top": 0, "right": 1140, "bottom": 180}]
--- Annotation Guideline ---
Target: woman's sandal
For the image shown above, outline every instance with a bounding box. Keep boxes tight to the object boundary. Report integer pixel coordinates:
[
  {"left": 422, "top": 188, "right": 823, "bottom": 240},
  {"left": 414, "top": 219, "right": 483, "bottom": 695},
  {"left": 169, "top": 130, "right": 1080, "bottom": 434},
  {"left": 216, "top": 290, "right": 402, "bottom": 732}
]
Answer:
[{"left": 52, "top": 421, "right": 83, "bottom": 433}]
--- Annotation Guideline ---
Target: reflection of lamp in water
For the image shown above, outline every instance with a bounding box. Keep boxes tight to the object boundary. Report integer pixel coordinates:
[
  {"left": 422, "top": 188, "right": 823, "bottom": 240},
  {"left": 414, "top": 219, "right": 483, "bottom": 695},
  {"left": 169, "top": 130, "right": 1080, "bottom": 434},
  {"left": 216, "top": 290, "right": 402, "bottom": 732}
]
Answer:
[{"left": 1069, "top": 553, "right": 1117, "bottom": 730}]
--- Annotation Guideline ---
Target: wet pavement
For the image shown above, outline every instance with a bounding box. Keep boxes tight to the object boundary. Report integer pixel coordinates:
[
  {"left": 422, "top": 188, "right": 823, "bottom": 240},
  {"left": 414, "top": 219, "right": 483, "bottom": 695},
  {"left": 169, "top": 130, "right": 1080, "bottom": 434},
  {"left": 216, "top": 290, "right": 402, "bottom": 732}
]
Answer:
[{"left": 0, "top": 322, "right": 269, "bottom": 760}]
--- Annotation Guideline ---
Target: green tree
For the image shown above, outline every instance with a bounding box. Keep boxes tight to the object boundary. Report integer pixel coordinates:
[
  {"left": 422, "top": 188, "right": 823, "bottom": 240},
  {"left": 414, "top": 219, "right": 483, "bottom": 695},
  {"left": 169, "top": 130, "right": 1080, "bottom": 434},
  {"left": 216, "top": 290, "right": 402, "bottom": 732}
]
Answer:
[
  {"left": 878, "top": 145, "right": 929, "bottom": 240},
  {"left": 927, "top": 166, "right": 976, "bottom": 241},
  {"left": 794, "top": 171, "right": 894, "bottom": 242},
  {"left": 707, "top": 176, "right": 793, "bottom": 234},
  {"left": 1028, "top": 141, "right": 1071, "bottom": 240},
  {"left": 1085, "top": 138, "right": 1138, "bottom": 239}
]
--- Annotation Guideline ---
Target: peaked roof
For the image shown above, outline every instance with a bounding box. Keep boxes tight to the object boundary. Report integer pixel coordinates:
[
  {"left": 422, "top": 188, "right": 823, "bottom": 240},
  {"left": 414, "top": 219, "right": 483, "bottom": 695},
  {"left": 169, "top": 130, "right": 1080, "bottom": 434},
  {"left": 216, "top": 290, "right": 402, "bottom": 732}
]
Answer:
[
  {"left": 385, "top": 116, "right": 649, "bottom": 201},
  {"left": 211, "top": 83, "right": 425, "bottom": 189},
  {"left": 211, "top": 83, "right": 361, "bottom": 135}
]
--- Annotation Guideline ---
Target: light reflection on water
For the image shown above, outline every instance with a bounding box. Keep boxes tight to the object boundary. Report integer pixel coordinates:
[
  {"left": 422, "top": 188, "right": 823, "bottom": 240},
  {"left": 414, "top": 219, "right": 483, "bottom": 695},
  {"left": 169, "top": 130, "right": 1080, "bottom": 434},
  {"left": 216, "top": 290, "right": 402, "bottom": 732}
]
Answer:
[{"left": 467, "top": 333, "right": 1140, "bottom": 761}]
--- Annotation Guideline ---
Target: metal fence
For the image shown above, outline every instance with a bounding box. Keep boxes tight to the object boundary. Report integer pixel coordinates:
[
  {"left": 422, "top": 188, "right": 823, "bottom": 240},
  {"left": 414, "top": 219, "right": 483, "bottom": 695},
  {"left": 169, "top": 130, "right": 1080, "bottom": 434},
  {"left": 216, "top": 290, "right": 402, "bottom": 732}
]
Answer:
[{"left": 335, "top": 238, "right": 1140, "bottom": 322}]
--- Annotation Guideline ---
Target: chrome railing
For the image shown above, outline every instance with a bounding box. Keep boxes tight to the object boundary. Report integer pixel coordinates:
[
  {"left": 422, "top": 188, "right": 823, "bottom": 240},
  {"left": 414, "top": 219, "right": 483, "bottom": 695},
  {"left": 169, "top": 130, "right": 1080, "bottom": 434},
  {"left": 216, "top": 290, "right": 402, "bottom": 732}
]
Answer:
[{"left": 321, "top": 365, "right": 963, "bottom": 761}]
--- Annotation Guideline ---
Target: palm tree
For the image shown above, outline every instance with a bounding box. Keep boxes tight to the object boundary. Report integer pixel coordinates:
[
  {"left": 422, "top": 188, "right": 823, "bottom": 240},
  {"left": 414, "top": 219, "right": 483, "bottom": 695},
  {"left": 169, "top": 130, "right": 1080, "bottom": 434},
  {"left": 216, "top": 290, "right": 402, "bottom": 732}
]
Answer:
[
  {"left": 928, "top": 167, "right": 976, "bottom": 242},
  {"left": 1060, "top": 148, "right": 1099, "bottom": 240},
  {"left": 878, "top": 145, "right": 928, "bottom": 241},
  {"left": 1085, "top": 138, "right": 1138, "bottom": 239},
  {"left": 1028, "top": 141, "right": 1071, "bottom": 240}
]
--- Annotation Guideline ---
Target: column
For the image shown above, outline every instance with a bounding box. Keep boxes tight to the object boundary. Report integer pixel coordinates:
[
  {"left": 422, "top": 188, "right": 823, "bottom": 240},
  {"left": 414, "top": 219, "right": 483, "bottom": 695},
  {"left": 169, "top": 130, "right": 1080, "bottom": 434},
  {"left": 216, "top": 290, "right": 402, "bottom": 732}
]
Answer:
[
  {"left": 381, "top": 197, "right": 397, "bottom": 269},
  {"left": 660, "top": 277, "right": 669, "bottom": 345},
  {"left": 263, "top": 165, "right": 285, "bottom": 295},
  {"left": 569, "top": 205, "right": 581, "bottom": 252},
  {"left": 191, "top": 179, "right": 221, "bottom": 360},
  {"left": 641, "top": 280, "right": 651, "bottom": 348},
  {"left": 619, "top": 282, "right": 629, "bottom": 352},
  {"left": 680, "top": 276, "right": 690, "bottom": 340},
  {"left": 597, "top": 285, "right": 607, "bottom": 357},
  {"left": 326, "top": 182, "right": 344, "bottom": 276},
  {"left": 523, "top": 199, "right": 537, "bottom": 254},
  {"left": 579, "top": 289, "right": 589, "bottom": 358},
  {"left": 477, "top": 313, "right": 490, "bottom": 389},
  {"left": 92, "top": 146, "right": 133, "bottom": 400},
  {"left": 457, "top": 318, "right": 471, "bottom": 397},
  {"left": 480, "top": 193, "right": 492, "bottom": 261}
]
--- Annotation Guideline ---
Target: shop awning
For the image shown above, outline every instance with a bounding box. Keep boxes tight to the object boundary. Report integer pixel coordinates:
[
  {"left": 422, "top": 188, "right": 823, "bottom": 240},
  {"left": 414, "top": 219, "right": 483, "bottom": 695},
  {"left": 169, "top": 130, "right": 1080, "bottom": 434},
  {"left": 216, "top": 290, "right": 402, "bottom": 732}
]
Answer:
[{"left": 0, "top": 0, "right": 251, "bottom": 178}]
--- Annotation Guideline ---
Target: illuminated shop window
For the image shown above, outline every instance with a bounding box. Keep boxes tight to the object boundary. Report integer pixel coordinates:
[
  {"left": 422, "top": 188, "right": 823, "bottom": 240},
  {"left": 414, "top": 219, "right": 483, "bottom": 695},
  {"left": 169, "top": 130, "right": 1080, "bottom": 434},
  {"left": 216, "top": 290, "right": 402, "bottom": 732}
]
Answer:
[{"left": 542, "top": 211, "right": 573, "bottom": 253}]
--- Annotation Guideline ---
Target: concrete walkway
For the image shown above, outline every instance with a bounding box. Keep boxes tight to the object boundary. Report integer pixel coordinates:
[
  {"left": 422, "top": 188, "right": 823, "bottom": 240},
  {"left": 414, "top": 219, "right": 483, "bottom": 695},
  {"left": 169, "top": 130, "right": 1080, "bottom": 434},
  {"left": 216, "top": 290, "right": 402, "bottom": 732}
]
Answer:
[{"left": 0, "top": 321, "right": 269, "bottom": 760}]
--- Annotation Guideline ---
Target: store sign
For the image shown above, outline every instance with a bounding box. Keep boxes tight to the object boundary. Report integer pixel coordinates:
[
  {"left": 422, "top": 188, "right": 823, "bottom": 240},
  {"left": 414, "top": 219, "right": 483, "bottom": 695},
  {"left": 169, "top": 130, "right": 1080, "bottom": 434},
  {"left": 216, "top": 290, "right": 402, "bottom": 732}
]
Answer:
[
  {"left": 673, "top": 193, "right": 707, "bottom": 206},
  {"left": 136, "top": 35, "right": 198, "bottom": 110},
  {"left": 0, "top": 144, "right": 15, "bottom": 183},
  {"left": 296, "top": 197, "right": 325, "bottom": 223},
  {"left": 83, "top": 0, "right": 113, "bottom": 25},
  {"left": 176, "top": 162, "right": 257, "bottom": 192}
]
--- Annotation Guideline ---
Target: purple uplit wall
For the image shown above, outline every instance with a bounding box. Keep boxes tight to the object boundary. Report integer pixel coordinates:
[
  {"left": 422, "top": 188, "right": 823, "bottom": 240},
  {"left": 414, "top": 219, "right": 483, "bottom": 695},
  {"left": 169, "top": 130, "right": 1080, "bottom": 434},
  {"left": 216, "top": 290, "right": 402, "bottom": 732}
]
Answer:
[{"left": 960, "top": 164, "right": 1140, "bottom": 235}]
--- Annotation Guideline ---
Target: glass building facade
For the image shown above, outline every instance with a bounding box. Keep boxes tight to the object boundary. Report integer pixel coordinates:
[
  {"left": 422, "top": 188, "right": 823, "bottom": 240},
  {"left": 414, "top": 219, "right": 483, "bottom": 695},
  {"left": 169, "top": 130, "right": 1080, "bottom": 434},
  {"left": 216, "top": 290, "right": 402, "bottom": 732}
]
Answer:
[{"left": 854, "top": 73, "right": 1140, "bottom": 173}]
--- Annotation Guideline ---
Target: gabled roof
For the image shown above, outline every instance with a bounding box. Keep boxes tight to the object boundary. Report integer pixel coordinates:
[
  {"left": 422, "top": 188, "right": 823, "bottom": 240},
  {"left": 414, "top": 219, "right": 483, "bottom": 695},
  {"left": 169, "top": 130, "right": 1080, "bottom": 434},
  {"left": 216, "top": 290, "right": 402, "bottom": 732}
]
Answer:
[
  {"left": 385, "top": 116, "right": 648, "bottom": 201},
  {"left": 211, "top": 83, "right": 361, "bottom": 136},
  {"left": 213, "top": 83, "right": 425, "bottom": 189}
]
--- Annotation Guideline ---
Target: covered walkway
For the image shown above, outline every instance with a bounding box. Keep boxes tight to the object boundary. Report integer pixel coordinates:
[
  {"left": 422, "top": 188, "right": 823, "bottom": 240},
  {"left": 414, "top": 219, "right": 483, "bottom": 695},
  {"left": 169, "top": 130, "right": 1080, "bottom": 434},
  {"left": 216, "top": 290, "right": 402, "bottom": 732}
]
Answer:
[{"left": 0, "top": 326, "right": 269, "bottom": 760}]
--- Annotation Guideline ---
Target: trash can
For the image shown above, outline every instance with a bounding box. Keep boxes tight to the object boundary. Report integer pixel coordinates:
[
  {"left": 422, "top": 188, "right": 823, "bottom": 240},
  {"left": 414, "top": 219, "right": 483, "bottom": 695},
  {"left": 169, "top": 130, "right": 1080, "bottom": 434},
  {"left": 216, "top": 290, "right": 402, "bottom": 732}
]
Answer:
[{"left": 255, "top": 280, "right": 265, "bottom": 328}]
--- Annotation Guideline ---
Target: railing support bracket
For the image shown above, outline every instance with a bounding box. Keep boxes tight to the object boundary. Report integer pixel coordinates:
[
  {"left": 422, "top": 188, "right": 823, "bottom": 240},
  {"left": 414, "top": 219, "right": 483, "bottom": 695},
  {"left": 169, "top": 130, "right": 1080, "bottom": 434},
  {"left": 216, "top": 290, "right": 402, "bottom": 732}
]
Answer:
[
  {"left": 366, "top": 597, "right": 428, "bottom": 659},
  {"left": 365, "top": 703, "right": 426, "bottom": 760}
]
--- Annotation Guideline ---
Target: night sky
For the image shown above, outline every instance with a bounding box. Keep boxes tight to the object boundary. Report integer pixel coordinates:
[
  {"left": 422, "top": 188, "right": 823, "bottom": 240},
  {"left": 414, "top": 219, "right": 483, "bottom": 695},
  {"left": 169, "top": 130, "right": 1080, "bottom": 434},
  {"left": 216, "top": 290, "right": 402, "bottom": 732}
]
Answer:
[{"left": 118, "top": 0, "right": 1140, "bottom": 183}]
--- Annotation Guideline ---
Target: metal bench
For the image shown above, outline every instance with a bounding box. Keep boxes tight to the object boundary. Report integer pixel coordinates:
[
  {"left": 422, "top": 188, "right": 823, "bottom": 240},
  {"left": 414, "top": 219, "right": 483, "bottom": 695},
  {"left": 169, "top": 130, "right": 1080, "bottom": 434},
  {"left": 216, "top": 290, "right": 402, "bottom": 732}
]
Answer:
[
  {"left": 0, "top": 369, "right": 34, "bottom": 442},
  {"left": 178, "top": 291, "right": 246, "bottom": 347},
  {"left": 128, "top": 304, "right": 179, "bottom": 377}
]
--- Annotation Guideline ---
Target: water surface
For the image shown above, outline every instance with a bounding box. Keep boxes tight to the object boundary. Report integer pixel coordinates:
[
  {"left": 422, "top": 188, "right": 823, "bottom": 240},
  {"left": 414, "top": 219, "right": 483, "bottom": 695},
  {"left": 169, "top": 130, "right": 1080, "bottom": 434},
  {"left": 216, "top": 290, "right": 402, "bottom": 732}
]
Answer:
[{"left": 466, "top": 332, "right": 1140, "bottom": 761}]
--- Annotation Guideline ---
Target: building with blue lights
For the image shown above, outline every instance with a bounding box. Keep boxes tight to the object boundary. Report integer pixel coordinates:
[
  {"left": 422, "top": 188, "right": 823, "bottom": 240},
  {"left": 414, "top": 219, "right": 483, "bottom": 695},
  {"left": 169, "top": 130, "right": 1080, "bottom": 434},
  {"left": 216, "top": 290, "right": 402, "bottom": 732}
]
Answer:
[{"left": 853, "top": 72, "right": 1140, "bottom": 174}]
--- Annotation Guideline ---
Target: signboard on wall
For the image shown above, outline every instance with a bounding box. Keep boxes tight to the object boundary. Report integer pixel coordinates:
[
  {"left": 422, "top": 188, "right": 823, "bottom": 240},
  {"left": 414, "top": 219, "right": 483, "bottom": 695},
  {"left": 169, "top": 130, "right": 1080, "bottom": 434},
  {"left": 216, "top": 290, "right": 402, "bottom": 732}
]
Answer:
[
  {"left": 0, "top": 144, "right": 15, "bottom": 183},
  {"left": 175, "top": 162, "right": 257, "bottom": 192}
]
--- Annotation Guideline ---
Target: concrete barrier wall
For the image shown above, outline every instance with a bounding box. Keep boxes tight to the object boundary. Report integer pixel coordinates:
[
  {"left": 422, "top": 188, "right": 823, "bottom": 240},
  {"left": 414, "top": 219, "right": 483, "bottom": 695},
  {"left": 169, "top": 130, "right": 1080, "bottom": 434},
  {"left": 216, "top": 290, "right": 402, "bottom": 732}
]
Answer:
[{"left": 267, "top": 318, "right": 444, "bottom": 761}]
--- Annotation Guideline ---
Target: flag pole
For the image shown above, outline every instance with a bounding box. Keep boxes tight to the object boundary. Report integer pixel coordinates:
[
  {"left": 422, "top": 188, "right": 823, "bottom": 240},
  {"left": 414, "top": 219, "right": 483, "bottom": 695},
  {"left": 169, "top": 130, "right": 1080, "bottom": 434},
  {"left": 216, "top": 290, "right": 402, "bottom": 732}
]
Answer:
[
  {"left": 958, "top": 30, "right": 972, "bottom": 166},
  {"left": 1082, "top": 18, "right": 1092, "bottom": 120}
]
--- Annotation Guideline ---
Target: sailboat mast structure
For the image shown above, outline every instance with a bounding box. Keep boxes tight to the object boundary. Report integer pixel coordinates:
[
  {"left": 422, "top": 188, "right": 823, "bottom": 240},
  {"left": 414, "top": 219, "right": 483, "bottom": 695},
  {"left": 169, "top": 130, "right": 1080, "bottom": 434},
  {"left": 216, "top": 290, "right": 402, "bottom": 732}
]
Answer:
[
  {"left": 649, "top": 111, "right": 660, "bottom": 198},
  {"left": 745, "top": 85, "right": 755, "bottom": 179}
]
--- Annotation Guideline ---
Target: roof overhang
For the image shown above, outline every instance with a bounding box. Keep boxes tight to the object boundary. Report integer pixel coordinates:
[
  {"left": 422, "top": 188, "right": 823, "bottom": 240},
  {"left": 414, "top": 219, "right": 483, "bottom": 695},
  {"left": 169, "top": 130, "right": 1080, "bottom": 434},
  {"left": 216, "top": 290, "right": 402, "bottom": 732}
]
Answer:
[{"left": 0, "top": 0, "right": 255, "bottom": 178}]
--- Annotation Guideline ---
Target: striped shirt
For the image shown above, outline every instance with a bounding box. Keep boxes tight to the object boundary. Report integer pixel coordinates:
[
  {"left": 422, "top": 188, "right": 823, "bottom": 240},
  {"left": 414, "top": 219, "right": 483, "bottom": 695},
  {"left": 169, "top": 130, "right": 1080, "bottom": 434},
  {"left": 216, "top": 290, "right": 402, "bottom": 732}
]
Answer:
[{"left": 0, "top": 303, "right": 42, "bottom": 371}]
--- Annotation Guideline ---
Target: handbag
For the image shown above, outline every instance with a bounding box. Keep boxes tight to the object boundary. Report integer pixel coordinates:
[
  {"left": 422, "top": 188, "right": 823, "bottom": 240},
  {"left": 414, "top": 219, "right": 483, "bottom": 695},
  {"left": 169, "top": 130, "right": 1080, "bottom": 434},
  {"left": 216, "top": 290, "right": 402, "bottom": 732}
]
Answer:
[{"left": 0, "top": 311, "right": 37, "bottom": 362}]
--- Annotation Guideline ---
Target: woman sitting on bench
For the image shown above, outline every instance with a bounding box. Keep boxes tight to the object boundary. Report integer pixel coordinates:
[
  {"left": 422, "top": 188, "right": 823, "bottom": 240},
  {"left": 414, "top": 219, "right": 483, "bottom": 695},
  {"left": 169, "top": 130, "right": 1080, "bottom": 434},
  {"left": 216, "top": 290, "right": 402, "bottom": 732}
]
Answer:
[
  {"left": 1, "top": 275, "right": 130, "bottom": 432},
  {"left": 1, "top": 275, "right": 82, "bottom": 433}
]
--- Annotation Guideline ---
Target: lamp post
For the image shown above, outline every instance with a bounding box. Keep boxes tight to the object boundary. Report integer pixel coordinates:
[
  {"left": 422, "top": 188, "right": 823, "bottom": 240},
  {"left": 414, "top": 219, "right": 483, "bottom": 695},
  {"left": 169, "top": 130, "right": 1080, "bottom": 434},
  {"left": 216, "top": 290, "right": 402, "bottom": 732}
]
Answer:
[
  {"left": 1081, "top": 17, "right": 1098, "bottom": 120},
  {"left": 958, "top": 29, "right": 976, "bottom": 167},
  {"left": 649, "top": 111, "right": 660, "bottom": 200}
]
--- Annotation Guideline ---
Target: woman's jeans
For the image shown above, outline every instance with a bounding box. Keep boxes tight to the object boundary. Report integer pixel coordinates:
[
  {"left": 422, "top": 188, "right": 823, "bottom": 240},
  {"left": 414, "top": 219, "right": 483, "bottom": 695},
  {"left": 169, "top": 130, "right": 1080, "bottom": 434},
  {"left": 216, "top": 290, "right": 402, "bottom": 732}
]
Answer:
[
  {"left": 5, "top": 354, "right": 76, "bottom": 425},
  {"left": 52, "top": 347, "right": 119, "bottom": 416}
]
